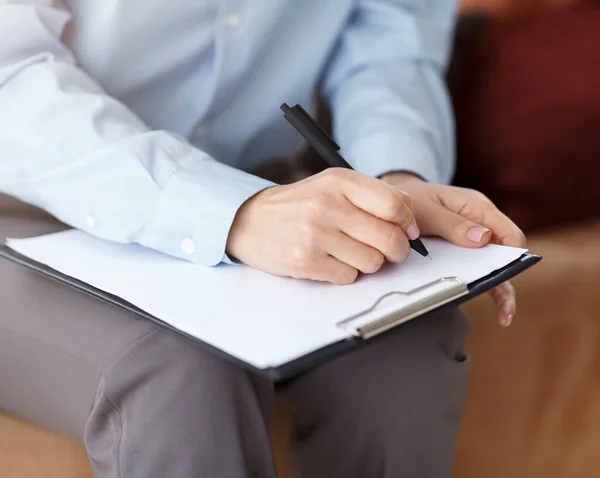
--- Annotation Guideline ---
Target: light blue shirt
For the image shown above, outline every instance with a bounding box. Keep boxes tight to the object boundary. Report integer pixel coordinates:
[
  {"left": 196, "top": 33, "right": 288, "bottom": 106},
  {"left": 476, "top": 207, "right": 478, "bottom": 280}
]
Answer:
[{"left": 0, "top": 0, "right": 456, "bottom": 266}]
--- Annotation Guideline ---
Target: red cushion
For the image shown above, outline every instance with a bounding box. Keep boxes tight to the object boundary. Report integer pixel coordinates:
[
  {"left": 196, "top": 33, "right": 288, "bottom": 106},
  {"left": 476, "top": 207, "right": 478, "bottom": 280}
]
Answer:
[{"left": 452, "top": 0, "right": 600, "bottom": 231}]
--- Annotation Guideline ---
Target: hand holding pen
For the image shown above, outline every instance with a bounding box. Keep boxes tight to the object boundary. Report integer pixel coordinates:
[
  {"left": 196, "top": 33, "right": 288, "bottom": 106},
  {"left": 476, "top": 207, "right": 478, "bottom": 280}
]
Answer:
[
  {"left": 227, "top": 165, "right": 424, "bottom": 284},
  {"left": 244, "top": 100, "right": 525, "bottom": 326},
  {"left": 277, "top": 104, "right": 528, "bottom": 327},
  {"left": 280, "top": 103, "right": 430, "bottom": 259},
  {"left": 225, "top": 103, "right": 429, "bottom": 285}
]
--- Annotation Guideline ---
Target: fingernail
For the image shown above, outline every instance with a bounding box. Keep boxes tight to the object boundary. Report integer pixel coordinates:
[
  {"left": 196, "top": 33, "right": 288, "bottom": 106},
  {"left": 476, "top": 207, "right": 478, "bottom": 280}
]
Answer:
[
  {"left": 406, "top": 222, "right": 420, "bottom": 240},
  {"left": 504, "top": 314, "right": 513, "bottom": 327},
  {"left": 467, "top": 226, "right": 491, "bottom": 243}
]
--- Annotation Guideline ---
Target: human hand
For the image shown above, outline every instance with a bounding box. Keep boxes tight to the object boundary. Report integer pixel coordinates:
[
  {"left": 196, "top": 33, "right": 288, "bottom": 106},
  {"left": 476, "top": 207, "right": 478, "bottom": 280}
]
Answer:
[
  {"left": 381, "top": 172, "right": 526, "bottom": 327},
  {"left": 226, "top": 168, "right": 421, "bottom": 285}
]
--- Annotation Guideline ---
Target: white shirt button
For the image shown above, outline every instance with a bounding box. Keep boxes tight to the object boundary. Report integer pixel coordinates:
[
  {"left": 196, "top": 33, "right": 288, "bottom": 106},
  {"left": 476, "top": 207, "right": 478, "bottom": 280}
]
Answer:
[
  {"left": 85, "top": 214, "right": 96, "bottom": 229},
  {"left": 181, "top": 237, "right": 197, "bottom": 256},
  {"left": 226, "top": 13, "right": 242, "bottom": 28},
  {"left": 196, "top": 124, "right": 207, "bottom": 137}
]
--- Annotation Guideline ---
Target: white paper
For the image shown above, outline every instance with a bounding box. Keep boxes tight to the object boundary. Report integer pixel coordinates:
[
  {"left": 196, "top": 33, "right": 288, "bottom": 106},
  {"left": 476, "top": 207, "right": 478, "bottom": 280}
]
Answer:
[{"left": 6, "top": 231, "right": 527, "bottom": 369}]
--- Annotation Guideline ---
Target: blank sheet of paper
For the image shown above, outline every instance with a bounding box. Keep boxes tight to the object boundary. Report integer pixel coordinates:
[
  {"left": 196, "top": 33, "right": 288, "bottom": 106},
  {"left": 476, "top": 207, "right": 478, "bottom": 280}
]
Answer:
[{"left": 6, "top": 231, "right": 527, "bottom": 369}]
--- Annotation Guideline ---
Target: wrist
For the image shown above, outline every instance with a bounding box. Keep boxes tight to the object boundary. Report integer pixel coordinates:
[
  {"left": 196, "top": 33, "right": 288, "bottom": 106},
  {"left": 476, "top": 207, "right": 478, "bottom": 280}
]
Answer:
[
  {"left": 226, "top": 189, "right": 263, "bottom": 260},
  {"left": 225, "top": 185, "right": 278, "bottom": 262}
]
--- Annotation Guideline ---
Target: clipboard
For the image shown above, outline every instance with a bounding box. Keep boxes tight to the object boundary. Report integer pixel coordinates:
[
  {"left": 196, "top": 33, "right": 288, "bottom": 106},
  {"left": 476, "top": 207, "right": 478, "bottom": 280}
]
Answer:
[{"left": 0, "top": 244, "right": 540, "bottom": 383}]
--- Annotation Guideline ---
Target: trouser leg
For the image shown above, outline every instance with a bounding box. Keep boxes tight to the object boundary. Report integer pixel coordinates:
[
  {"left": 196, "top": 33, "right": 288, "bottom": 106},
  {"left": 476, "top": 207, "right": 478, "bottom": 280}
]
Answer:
[
  {"left": 281, "top": 307, "right": 471, "bottom": 478},
  {"left": 0, "top": 195, "right": 277, "bottom": 478}
]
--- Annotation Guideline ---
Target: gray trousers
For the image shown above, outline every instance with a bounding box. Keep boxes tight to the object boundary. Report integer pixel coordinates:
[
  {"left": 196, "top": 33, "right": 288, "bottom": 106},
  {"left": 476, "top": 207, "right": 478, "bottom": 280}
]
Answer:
[{"left": 0, "top": 194, "right": 471, "bottom": 478}]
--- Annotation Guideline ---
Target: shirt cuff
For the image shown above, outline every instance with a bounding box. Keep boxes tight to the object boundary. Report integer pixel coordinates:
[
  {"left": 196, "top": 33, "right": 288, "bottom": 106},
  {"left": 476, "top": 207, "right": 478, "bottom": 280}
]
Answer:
[
  {"left": 137, "top": 151, "right": 276, "bottom": 266},
  {"left": 342, "top": 130, "right": 443, "bottom": 185}
]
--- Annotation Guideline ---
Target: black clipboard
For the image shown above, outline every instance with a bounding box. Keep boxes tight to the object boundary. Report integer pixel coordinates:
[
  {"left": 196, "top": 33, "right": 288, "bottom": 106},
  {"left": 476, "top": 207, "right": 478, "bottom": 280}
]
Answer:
[{"left": 0, "top": 245, "right": 541, "bottom": 383}]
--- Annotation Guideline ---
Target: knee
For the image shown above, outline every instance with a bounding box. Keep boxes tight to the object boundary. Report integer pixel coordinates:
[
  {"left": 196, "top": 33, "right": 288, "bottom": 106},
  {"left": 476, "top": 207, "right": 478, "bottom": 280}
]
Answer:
[
  {"left": 357, "top": 307, "right": 472, "bottom": 415},
  {"left": 99, "top": 327, "right": 268, "bottom": 408},
  {"left": 288, "top": 309, "right": 471, "bottom": 476},
  {"left": 384, "top": 306, "right": 472, "bottom": 367},
  {"left": 287, "top": 307, "right": 471, "bottom": 442},
  {"left": 85, "top": 326, "right": 275, "bottom": 478},
  {"left": 418, "top": 306, "right": 472, "bottom": 363}
]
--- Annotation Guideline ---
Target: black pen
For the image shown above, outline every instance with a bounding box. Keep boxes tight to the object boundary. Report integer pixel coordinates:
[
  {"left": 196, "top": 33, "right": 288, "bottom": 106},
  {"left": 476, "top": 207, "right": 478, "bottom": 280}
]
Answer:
[{"left": 281, "top": 103, "right": 430, "bottom": 259}]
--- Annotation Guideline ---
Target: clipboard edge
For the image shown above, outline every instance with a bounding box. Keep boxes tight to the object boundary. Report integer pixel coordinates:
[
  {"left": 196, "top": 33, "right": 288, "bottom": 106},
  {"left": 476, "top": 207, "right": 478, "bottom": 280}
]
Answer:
[{"left": 0, "top": 245, "right": 265, "bottom": 380}]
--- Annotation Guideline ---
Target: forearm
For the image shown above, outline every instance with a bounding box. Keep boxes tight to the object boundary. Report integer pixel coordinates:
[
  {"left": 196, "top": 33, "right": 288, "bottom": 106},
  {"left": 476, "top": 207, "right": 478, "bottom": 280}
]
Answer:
[{"left": 0, "top": 2, "right": 274, "bottom": 265}]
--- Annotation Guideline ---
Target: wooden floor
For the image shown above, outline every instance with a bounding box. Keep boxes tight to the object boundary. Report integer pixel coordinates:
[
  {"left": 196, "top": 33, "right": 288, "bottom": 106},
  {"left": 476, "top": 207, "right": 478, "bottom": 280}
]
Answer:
[{"left": 0, "top": 413, "right": 92, "bottom": 478}]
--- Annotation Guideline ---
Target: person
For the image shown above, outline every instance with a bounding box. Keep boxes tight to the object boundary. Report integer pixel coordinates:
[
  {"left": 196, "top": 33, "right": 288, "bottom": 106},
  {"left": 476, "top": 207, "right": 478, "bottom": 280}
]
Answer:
[{"left": 0, "top": 1, "right": 525, "bottom": 477}]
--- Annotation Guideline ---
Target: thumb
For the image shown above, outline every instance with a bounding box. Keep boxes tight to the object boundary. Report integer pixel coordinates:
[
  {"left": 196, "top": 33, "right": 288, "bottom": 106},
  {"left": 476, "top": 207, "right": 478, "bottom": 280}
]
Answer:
[{"left": 421, "top": 205, "right": 492, "bottom": 248}]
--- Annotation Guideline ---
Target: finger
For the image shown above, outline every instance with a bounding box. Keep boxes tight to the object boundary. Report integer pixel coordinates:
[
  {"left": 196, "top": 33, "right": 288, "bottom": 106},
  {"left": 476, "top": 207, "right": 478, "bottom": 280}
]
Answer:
[
  {"left": 417, "top": 203, "right": 493, "bottom": 249},
  {"left": 454, "top": 197, "right": 526, "bottom": 247},
  {"left": 438, "top": 188, "right": 526, "bottom": 248},
  {"left": 324, "top": 231, "right": 386, "bottom": 274},
  {"left": 334, "top": 203, "right": 411, "bottom": 263},
  {"left": 326, "top": 169, "right": 419, "bottom": 236},
  {"left": 303, "top": 254, "right": 359, "bottom": 285},
  {"left": 477, "top": 207, "right": 526, "bottom": 248},
  {"left": 487, "top": 281, "right": 516, "bottom": 327}
]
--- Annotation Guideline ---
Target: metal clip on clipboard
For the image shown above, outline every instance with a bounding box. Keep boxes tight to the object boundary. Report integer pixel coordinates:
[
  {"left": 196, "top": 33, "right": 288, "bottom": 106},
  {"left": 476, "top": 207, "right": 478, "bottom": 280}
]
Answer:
[{"left": 336, "top": 277, "right": 469, "bottom": 340}]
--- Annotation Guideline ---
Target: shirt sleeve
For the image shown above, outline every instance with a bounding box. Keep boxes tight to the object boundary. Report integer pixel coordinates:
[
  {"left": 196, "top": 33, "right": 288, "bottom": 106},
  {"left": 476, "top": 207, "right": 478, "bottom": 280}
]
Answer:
[
  {"left": 322, "top": 0, "right": 458, "bottom": 184},
  {"left": 0, "top": 1, "right": 275, "bottom": 266}
]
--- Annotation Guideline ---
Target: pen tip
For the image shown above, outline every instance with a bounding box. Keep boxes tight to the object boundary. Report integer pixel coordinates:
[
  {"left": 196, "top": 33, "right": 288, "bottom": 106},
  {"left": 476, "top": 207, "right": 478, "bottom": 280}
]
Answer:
[{"left": 427, "top": 255, "right": 432, "bottom": 261}]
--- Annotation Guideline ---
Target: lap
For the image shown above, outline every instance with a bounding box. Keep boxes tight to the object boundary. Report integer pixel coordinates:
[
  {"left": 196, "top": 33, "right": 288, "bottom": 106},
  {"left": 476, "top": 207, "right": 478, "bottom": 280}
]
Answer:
[
  {"left": 0, "top": 195, "right": 160, "bottom": 435},
  {"left": 0, "top": 194, "right": 471, "bottom": 448},
  {"left": 0, "top": 195, "right": 273, "bottom": 441}
]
